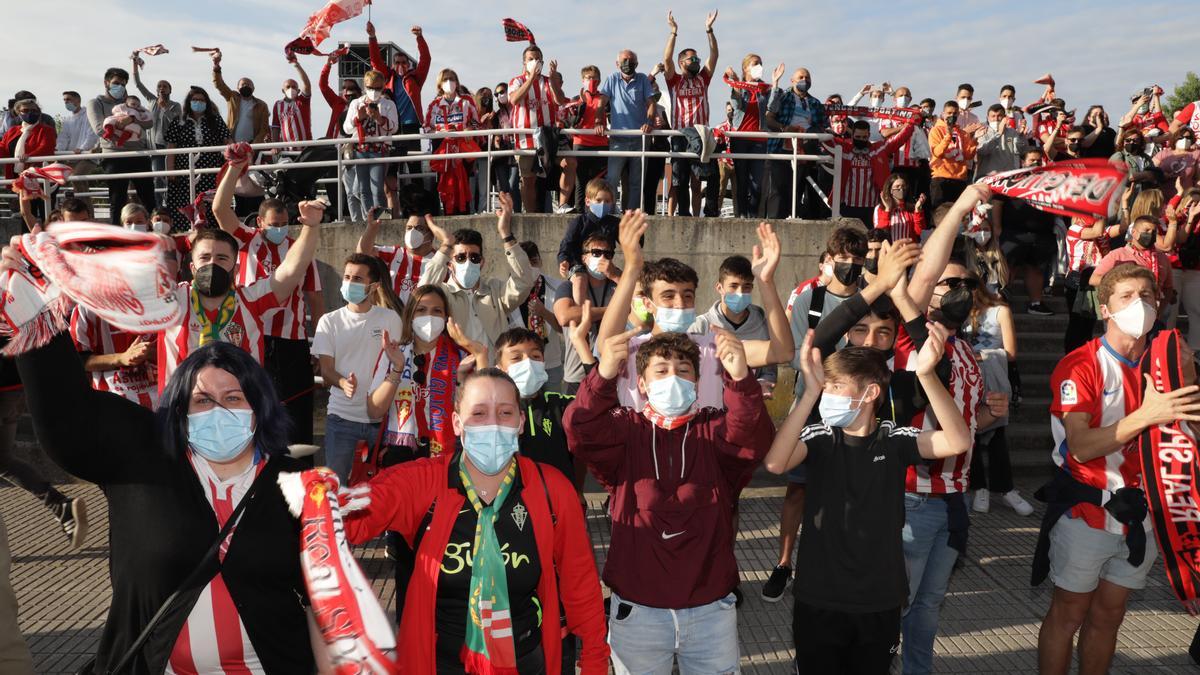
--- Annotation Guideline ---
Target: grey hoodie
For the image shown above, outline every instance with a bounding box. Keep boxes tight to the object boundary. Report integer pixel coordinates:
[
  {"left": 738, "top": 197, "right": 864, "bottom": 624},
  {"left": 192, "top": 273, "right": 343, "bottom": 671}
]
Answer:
[{"left": 689, "top": 300, "right": 777, "bottom": 383}]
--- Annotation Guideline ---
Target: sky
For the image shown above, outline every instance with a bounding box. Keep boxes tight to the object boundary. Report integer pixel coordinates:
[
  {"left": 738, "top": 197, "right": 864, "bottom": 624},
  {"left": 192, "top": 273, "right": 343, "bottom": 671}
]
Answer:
[{"left": 10, "top": 0, "right": 1200, "bottom": 133}]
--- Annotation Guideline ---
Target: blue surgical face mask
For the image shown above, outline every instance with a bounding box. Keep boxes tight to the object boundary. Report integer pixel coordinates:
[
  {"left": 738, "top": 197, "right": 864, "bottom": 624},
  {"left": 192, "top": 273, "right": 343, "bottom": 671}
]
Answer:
[
  {"left": 723, "top": 291, "right": 751, "bottom": 314},
  {"left": 462, "top": 424, "right": 520, "bottom": 475},
  {"left": 190, "top": 100, "right": 207, "bottom": 113},
  {"left": 646, "top": 375, "right": 697, "bottom": 416},
  {"left": 264, "top": 226, "right": 288, "bottom": 245},
  {"left": 188, "top": 407, "right": 255, "bottom": 462},
  {"left": 818, "top": 392, "right": 865, "bottom": 428},
  {"left": 588, "top": 201, "right": 613, "bottom": 219},
  {"left": 654, "top": 306, "right": 695, "bottom": 333},
  {"left": 341, "top": 280, "right": 369, "bottom": 304},
  {"left": 453, "top": 260, "right": 481, "bottom": 288},
  {"left": 108, "top": 83, "right": 126, "bottom": 99},
  {"left": 506, "top": 357, "right": 548, "bottom": 398},
  {"left": 65, "top": 102, "right": 78, "bottom": 113}
]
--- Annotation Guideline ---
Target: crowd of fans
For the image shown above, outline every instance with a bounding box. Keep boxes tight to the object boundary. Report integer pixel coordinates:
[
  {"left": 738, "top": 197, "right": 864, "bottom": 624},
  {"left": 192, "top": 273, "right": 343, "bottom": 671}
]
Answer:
[{"left": 1, "top": 9, "right": 1200, "bottom": 675}]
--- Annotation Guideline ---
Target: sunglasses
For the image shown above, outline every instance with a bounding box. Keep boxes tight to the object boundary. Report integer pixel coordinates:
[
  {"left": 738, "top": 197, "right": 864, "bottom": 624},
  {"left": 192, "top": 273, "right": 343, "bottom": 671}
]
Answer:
[
  {"left": 587, "top": 248, "right": 614, "bottom": 259},
  {"left": 453, "top": 253, "right": 483, "bottom": 264},
  {"left": 938, "top": 277, "right": 979, "bottom": 291}
]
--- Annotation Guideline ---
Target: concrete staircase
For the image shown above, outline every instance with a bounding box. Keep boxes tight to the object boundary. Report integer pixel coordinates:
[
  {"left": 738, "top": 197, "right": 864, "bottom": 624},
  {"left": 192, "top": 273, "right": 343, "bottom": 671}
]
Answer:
[{"left": 1004, "top": 285, "right": 1068, "bottom": 474}]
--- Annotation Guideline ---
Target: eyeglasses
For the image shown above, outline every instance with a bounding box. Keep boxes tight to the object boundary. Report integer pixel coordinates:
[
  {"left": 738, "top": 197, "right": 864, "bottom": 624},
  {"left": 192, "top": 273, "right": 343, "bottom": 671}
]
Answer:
[
  {"left": 453, "top": 253, "right": 483, "bottom": 264},
  {"left": 938, "top": 277, "right": 979, "bottom": 291},
  {"left": 587, "top": 249, "right": 614, "bottom": 259}
]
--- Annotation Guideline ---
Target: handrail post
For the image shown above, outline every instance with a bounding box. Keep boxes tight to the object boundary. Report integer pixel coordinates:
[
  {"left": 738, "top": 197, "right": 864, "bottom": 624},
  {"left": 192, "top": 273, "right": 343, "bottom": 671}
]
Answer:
[
  {"left": 337, "top": 139, "right": 346, "bottom": 223},
  {"left": 831, "top": 144, "right": 843, "bottom": 220},
  {"left": 188, "top": 151, "right": 197, "bottom": 205},
  {"left": 791, "top": 136, "right": 798, "bottom": 220},
  {"left": 486, "top": 130, "right": 493, "bottom": 213},
  {"left": 640, "top": 132, "right": 647, "bottom": 213}
]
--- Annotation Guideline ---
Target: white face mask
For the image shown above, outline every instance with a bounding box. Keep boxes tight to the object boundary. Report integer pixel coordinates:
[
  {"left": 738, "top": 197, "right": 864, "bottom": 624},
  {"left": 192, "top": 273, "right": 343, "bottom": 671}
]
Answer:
[
  {"left": 411, "top": 315, "right": 446, "bottom": 342},
  {"left": 820, "top": 262, "right": 833, "bottom": 280},
  {"left": 526, "top": 59, "right": 542, "bottom": 75},
  {"left": 284, "top": 87, "right": 298, "bottom": 100},
  {"left": 895, "top": 95, "right": 911, "bottom": 108},
  {"left": 151, "top": 220, "right": 171, "bottom": 235},
  {"left": 1000, "top": 97, "right": 1013, "bottom": 109},
  {"left": 870, "top": 97, "right": 882, "bottom": 108},
  {"left": 124, "top": 221, "right": 150, "bottom": 233},
  {"left": 404, "top": 228, "right": 426, "bottom": 250},
  {"left": 1178, "top": 138, "right": 1194, "bottom": 151},
  {"left": 748, "top": 64, "right": 764, "bottom": 81},
  {"left": 441, "top": 80, "right": 457, "bottom": 95},
  {"left": 1107, "top": 299, "right": 1156, "bottom": 340},
  {"left": 506, "top": 357, "right": 548, "bottom": 398},
  {"left": 958, "top": 97, "right": 972, "bottom": 109},
  {"left": 365, "top": 88, "right": 382, "bottom": 102},
  {"left": 990, "top": 119, "right": 1003, "bottom": 132}
]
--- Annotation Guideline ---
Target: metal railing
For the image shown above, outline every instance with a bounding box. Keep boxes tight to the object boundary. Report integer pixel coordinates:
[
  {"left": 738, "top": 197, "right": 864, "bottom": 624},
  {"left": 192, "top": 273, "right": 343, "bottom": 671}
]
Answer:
[{"left": 0, "top": 127, "right": 843, "bottom": 222}]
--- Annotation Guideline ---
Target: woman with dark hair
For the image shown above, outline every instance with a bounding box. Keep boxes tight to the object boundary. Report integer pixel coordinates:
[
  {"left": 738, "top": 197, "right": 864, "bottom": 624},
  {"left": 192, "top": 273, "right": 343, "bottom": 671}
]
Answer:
[
  {"left": 345, "top": 367, "right": 608, "bottom": 674},
  {"left": 164, "top": 85, "right": 230, "bottom": 227},
  {"left": 874, "top": 173, "right": 927, "bottom": 242},
  {"left": 11, "top": 329, "right": 315, "bottom": 673}
]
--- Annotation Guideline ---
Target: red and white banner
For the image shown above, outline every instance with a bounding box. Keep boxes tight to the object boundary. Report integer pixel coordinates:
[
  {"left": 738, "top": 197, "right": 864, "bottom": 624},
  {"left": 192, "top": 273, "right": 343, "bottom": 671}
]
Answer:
[
  {"left": 9, "top": 163, "right": 73, "bottom": 199},
  {"left": 502, "top": 18, "right": 537, "bottom": 44},
  {"left": 278, "top": 469, "right": 396, "bottom": 674},
  {"left": 979, "top": 158, "right": 1128, "bottom": 220},
  {"left": 132, "top": 44, "right": 169, "bottom": 68},
  {"left": 286, "top": 0, "right": 370, "bottom": 57},
  {"left": 825, "top": 104, "right": 923, "bottom": 125}
]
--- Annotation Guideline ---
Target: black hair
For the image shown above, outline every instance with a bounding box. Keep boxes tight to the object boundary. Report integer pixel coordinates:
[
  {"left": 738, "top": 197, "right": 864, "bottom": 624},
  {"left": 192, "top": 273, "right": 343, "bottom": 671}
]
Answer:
[
  {"left": 452, "top": 228, "right": 483, "bottom": 249},
  {"left": 158, "top": 341, "right": 291, "bottom": 459},
  {"left": 495, "top": 327, "right": 545, "bottom": 353},
  {"left": 59, "top": 197, "right": 90, "bottom": 215},
  {"left": 866, "top": 228, "right": 892, "bottom": 244},
  {"left": 944, "top": 100, "right": 959, "bottom": 111},
  {"left": 919, "top": 97, "right": 936, "bottom": 109},
  {"left": 258, "top": 198, "right": 287, "bottom": 220},
  {"left": 641, "top": 257, "right": 699, "bottom": 292},
  {"left": 987, "top": 103, "right": 1004, "bottom": 115},
  {"left": 1000, "top": 84, "right": 1015, "bottom": 95},
  {"left": 193, "top": 228, "right": 240, "bottom": 255},
  {"left": 62, "top": 90, "right": 81, "bottom": 100},
  {"left": 186, "top": 86, "right": 221, "bottom": 125},
  {"left": 851, "top": 120, "right": 871, "bottom": 132},
  {"left": 957, "top": 83, "right": 974, "bottom": 95},
  {"left": 345, "top": 252, "right": 382, "bottom": 282},
  {"left": 104, "top": 67, "right": 130, "bottom": 83},
  {"left": 519, "top": 240, "right": 540, "bottom": 262},
  {"left": 718, "top": 255, "right": 753, "bottom": 282}
]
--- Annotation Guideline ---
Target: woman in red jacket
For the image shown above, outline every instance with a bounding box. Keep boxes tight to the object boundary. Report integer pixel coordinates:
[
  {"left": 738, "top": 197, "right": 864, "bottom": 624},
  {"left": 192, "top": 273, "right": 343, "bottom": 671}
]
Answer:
[
  {"left": 344, "top": 367, "right": 608, "bottom": 674},
  {"left": 1, "top": 98, "right": 57, "bottom": 180}
]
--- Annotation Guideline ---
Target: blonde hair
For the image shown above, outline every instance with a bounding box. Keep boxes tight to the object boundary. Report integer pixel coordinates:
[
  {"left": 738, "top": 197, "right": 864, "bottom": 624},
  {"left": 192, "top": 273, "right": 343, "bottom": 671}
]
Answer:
[
  {"left": 585, "top": 177, "right": 614, "bottom": 201},
  {"left": 434, "top": 68, "right": 460, "bottom": 94},
  {"left": 741, "top": 54, "right": 761, "bottom": 77},
  {"left": 1129, "top": 188, "right": 1164, "bottom": 226},
  {"left": 362, "top": 69, "right": 386, "bottom": 88},
  {"left": 581, "top": 65, "right": 600, "bottom": 80},
  {"left": 120, "top": 203, "right": 149, "bottom": 223}
]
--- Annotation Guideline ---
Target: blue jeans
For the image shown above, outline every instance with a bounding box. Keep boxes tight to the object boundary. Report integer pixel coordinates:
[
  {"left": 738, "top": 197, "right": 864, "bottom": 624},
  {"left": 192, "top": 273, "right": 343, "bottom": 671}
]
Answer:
[
  {"left": 608, "top": 591, "right": 738, "bottom": 675},
  {"left": 900, "top": 493, "right": 959, "bottom": 675},
  {"left": 323, "top": 414, "right": 380, "bottom": 484},
  {"left": 607, "top": 136, "right": 644, "bottom": 211},
  {"left": 348, "top": 151, "right": 385, "bottom": 221}
]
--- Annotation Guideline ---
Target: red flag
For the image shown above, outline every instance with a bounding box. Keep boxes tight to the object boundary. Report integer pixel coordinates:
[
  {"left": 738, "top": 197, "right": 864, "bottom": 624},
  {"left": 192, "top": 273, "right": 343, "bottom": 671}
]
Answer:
[
  {"left": 502, "top": 18, "right": 536, "bottom": 44},
  {"left": 10, "top": 164, "right": 73, "bottom": 199},
  {"left": 978, "top": 158, "right": 1128, "bottom": 221},
  {"left": 295, "top": 0, "right": 369, "bottom": 51},
  {"left": 825, "top": 105, "right": 923, "bottom": 126}
]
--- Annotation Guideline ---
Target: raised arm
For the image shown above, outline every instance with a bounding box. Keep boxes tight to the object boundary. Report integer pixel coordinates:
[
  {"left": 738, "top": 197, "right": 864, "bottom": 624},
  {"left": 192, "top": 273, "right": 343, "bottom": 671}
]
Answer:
[
  {"left": 131, "top": 54, "right": 154, "bottom": 100},
  {"left": 356, "top": 207, "right": 385, "bottom": 254},
  {"left": 318, "top": 56, "right": 340, "bottom": 107},
  {"left": 913, "top": 323, "right": 972, "bottom": 459},
  {"left": 270, "top": 201, "right": 322, "bottom": 303},
  {"left": 907, "top": 184, "right": 990, "bottom": 310},
  {"left": 293, "top": 58, "right": 312, "bottom": 97},
  {"left": 491, "top": 192, "right": 537, "bottom": 313},
  {"left": 764, "top": 329, "right": 821, "bottom": 473},
  {"left": 212, "top": 156, "right": 247, "bottom": 236},
  {"left": 211, "top": 51, "right": 234, "bottom": 101},
  {"left": 596, "top": 211, "right": 650, "bottom": 344},
  {"left": 662, "top": 11, "right": 678, "bottom": 80},
  {"left": 742, "top": 222, "right": 794, "bottom": 367},
  {"left": 703, "top": 11, "right": 719, "bottom": 74}
]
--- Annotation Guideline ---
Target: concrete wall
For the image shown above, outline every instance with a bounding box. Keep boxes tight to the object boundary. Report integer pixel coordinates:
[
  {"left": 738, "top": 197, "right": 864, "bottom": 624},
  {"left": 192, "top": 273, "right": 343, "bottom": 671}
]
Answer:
[{"left": 314, "top": 215, "right": 862, "bottom": 311}]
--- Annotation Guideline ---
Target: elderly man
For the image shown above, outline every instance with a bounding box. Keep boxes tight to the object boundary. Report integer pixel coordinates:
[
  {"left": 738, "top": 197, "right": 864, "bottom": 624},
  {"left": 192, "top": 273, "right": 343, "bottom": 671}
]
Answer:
[
  {"left": 601, "top": 49, "right": 656, "bottom": 212},
  {"left": 272, "top": 55, "right": 314, "bottom": 146},
  {"left": 210, "top": 51, "right": 270, "bottom": 144}
]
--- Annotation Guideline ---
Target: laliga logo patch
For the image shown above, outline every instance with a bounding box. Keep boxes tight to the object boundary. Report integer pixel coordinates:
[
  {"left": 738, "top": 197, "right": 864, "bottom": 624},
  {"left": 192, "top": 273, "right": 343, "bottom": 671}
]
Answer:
[{"left": 1060, "top": 379, "right": 1078, "bottom": 406}]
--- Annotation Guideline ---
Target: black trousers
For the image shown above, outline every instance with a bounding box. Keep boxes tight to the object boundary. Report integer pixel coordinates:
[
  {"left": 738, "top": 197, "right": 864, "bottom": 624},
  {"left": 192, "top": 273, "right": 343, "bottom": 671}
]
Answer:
[
  {"left": 264, "top": 336, "right": 313, "bottom": 445},
  {"left": 573, "top": 146, "right": 606, "bottom": 212},
  {"left": 794, "top": 600, "right": 900, "bottom": 675},
  {"left": 929, "top": 177, "right": 966, "bottom": 210},
  {"left": 731, "top": 139, "right": 766, "bottom": 217},
  {"left": 669, "top": 135, "right": 719, "bottom": 217},
  {"left": 1064, "top": 272, "right": 1098, "bottom": 354},
  {"left": 969, "top": 427, "right": 1015, "bottom": 493},
  {"left": 102, "top": 155, "right": 157, "bottom": 224}
]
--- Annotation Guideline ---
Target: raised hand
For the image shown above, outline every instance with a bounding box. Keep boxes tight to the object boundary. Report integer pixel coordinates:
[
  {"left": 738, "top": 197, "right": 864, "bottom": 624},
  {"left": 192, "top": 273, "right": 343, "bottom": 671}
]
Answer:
[
  {"left": 447, "top": 317, "right": 487, "bottom": 363},
  {"left": 705, "top": 9, "right": 718, "bottom": 29},
  {"left": 380, "top": 330, "right": 405, "bottom": 368},
  {"left": 297, "top": 199, "right": 326, "bottom": 226},
  {"left": 1137, "top": 374, "right": 1200, "bottom": 427},
  {"left": 366, "top": 20, "right": 376, "bottom": 37},
  {"left": 750, "top": 221, "right": 781, "bottom": 283},
  {"left": 916, "top": 322, "right": 949, "bottom": 377},
  {"left": 599, "top": 328, "right": 640, "bottom": 380},
  {"left": 617, "top": 209, "right": 649, "bottom": 268},
  {"left": 723, "top": 66, "right": 738, "bottom": 81},
  {"left": 796, "top": 329, "right": 824, "bottom": 394},
  {"left": 411, "top": 26, "right": 423, "bottom": 37},
  {"left": 495, "top": 192, "right": 514, "bottom": 238},
  {"left": 875, "top": 239, "right": 920, "bottom": 288},
  {"left": 772, "top": 63, "right": 786, "bottom": 86},
  {"left": 714, "top": 327, "right": 749, "bottom": 380},
  {"left": 667, "top": 10, "right": 678, "bottom": 31},
  {"left": 860, "top": 83, "right": 873, "bottom": 95}
]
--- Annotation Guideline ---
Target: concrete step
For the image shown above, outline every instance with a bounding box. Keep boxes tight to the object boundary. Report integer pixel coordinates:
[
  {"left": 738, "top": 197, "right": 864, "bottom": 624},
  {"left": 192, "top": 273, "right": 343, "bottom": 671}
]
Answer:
[{"left": 1009, "top": 396, "right": 1052, "bottom": 425}]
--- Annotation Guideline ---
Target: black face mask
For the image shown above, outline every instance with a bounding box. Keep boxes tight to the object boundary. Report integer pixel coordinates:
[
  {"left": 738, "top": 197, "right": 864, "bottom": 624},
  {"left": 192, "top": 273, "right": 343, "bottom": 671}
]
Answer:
[
  {"left": 833, "top": 261, "right": 863, "bottom": 286},
  {"left": 864, "top": 257, "right": 879, "bottom": 275},
  {"left": 852, "top": 138, "right": 870, "bottom": 151},
  {"left": 193, "top": 263, "right": 233, "bottom": 297},
  {"left": 1137, "top": 230, "right": 1155, "bottom": 249},
  {"left": 685, "top": 62, "right": 701, "bottom": 76},
  {"left": 619, "top": 60, "right": 637, "bottom": 76},
  {"left": 238, "top": 86, "right": 254, "bottom": 98},
  {"left": 932, "top": 285, "right": 973, "bottom": 328},
  {"left": 945, "top": 114, "right": 958, "bottom": 126}
]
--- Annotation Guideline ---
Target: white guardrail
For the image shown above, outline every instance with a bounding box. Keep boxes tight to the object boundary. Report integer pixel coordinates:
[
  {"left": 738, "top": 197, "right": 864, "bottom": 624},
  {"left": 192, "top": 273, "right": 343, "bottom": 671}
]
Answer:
[{"left": 0, "top": 127, "right": 843, "bottom": 222}]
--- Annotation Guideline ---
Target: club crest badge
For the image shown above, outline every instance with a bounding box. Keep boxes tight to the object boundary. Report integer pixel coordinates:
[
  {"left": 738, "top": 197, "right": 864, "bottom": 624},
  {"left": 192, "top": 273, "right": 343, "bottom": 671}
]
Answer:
[{"left": 511, "top": 503, "right": 528, "bottom": 531}]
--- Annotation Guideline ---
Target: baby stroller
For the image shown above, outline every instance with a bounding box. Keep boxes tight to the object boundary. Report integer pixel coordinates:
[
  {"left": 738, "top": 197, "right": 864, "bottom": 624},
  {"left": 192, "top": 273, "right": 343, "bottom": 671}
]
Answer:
[{"left": 248, "top": 145, "right": 339, "bottom": 222}]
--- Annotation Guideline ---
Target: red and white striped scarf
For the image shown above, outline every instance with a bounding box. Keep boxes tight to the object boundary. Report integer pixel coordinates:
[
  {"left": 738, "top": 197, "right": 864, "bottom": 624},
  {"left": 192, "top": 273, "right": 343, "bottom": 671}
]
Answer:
[
  {"left": 132, "top": 44, "right": 169, "bottom": 68},
  {"left": 641, "top": 402, "right": 696, "bottom": 431},
  {"left": 9, "top": 163, "right": 72, "bottom": 199}
]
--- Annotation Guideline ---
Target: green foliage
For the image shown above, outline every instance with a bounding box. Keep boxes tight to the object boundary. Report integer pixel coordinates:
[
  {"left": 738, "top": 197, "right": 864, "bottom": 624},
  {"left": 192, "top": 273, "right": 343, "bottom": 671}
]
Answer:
[{"left": 1166, "top": 72, "right": 1200, "bottom": 117}]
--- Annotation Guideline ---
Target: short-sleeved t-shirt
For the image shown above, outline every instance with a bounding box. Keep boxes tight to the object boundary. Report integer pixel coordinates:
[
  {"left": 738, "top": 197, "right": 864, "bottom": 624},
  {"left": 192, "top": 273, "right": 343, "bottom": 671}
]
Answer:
[
  {"left": 1050, "top": 336, "right": 1147, "bottom": 534},
  {"left": 231, "top": 223, "right": 321, "bottom": 340},
  {"left": 312, "top": 305, "right": 404, "bottom": 423},
  {"left": 1092, "top": 245, "right": 1173, "bottom": 295},
  {"left": 665, "top": 70, "right": 713, "bottom": 128},
  {"left": 1174, "top": 102, "right": 1200, "bottom": 136},
  {"left": 70, "top": 306, "right": 158, "bottom": 408},
  {"left": 793, "top": 421, "right": 923, "bottom": 612},
  {"left": 600, "top": 71, "right": 653, "bottom": 131},
  {"left": 554, "top": 278, "right": 614, "bottom": 384}
]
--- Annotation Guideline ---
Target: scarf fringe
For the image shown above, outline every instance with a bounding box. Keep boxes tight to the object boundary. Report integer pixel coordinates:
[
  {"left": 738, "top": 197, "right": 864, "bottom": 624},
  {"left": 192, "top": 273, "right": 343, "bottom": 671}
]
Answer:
[
  {"left": 460, "top": 645, "right": 520, "bottom": 675},
  {"left": 0, "top": 295, "right": 71, "bottom": 357}
]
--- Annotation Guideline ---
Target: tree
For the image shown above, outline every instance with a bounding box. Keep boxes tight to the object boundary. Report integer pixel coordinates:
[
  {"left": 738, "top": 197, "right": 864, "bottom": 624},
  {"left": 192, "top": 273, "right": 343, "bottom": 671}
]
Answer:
[{"left": 1165, "top": 72, "right": 1200, "bottom": 117}]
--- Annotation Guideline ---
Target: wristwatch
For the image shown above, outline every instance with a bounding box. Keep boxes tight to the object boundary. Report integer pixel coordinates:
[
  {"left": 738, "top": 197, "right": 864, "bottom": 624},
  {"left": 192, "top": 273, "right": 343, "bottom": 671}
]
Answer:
[{"left": 502, "top": 234, "right": 516, "bottom": 244}]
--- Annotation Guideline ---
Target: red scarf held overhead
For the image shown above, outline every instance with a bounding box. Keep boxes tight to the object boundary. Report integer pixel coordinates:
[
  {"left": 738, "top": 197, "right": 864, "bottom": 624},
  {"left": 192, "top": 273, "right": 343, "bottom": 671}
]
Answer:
[
  {"left": 1138, "top": 329, "right": 1200, "bottom": 612},
  {"left": 431, "top": 138, "right": 481, "bottom": 216},
  {"left": 825, "top": 104, "right": 924, "bottom": 126},
  {"left": 419, "top": 335, "right": 461, "bottom": 457},
  {"left": 501, "top": 18, "right": 536, "bottom": 44}
]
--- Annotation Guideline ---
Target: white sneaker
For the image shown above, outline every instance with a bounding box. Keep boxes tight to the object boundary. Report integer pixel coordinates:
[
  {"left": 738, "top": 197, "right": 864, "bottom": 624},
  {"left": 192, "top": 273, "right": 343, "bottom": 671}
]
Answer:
[
  {"left": 972, "top": 490, "right": 990, "bottom": 513},
  {"left": 1002, "top": 490, "right": 1035, "bottom": 516}
]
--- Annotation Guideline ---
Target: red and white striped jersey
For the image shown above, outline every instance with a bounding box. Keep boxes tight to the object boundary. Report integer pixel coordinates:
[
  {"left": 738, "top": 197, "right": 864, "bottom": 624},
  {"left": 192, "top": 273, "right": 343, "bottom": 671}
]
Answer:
[
  {"left": 665, "top": 70, "right": 713, "bottom": 128},
  {"left": 270, "top": 94, "right": 312, "bottom": 144},
  {"left": 425, "top": 95, "right": 479, "bottom": 132},
  {"left": 167, "top": 454, "right": 265, "bottom": 674},
  {"left": 1065, "top": 218, "right": 1109, "bottom": 273},
  {"left": 157, "top": 280, "right": 280, "bottom": 392},
  {"left": 827, "top": 127, "right": 914, "bottom": 209},
  {"left": 1050, "top": 337, "right": 1145, "bottom": 533},
  {"left": 231, "top": 224, "right": 320, "bottom": 340},
  {"left": 879, "top": 118, "right": 928, "bottom": 167},
  {"left": 1175, "top": 102, "right": 1200, "bottom": 136},
  {"left": 873, "top": 204, "right": 926, "bottom": 242},
  {"left": 508, "top": 73, "right": 555, "bottom": 150},
  {"left": 895, "top": 331, "right": 983, "bottom": 494},
  {"left": 374, "top": 245, "right": 426, "bottom": 305},
  {"left": 69, "top": 306, "right": 158, "bottom": 409}
]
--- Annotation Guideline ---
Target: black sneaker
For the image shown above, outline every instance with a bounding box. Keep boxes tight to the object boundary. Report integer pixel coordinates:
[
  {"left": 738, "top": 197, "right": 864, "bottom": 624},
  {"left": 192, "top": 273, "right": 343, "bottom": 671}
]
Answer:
[
  {"left": 761, "top": 564, "right": 792, "bottom": 602},
  {"left": 1026, "top": 302, "right": 1054, "bottom": 316},
  {"left": 54, "top": 497, "right": 88, "bottom": 550},
  {"left": 732, "top": 585, "right": 744, "bottom": 609}
]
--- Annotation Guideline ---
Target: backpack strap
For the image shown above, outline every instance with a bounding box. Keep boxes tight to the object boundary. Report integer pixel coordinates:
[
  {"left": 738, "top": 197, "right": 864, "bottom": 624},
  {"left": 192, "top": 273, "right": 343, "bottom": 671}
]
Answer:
[{"left": 807, "top": 285, "right": 827, "bottom": 331}]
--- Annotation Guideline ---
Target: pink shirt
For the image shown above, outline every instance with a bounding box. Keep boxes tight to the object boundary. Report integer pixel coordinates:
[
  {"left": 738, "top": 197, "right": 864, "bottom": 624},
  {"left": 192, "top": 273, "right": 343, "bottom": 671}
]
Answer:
[{"left": 1093, "top": 245, "right": 1173, "bottom": 295}]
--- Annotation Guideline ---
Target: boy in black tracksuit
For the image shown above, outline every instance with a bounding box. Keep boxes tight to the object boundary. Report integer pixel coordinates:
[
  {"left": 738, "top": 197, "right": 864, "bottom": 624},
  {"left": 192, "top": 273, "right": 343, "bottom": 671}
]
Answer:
[{"left": 764, "top": 326, "right": 971, "bottom": 674}]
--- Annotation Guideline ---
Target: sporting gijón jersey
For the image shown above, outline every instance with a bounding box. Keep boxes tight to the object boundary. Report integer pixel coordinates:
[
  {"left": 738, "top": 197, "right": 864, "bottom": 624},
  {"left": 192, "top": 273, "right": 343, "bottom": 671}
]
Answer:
[
  {"left": 1050, "top": 337, "right": 1145, "bottom": 534},
  {"left": 232, "top": 223, "right": 321, "bottom": 341},
  {"left": 70, "top": 305, "right": 158, "bottom": 409},
  {"left": 373, "top": 246, "right": 426, "bottom": 305},
  {"left": 157, "top": 280, "right": 280, "bottom": 392},
  {"left": 895, "top": 328, "right": 983, "bottom": 494}
]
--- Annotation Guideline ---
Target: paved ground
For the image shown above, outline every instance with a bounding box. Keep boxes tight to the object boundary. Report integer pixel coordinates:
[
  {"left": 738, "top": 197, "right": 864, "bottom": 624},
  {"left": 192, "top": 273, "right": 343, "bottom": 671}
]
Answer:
[{"left": 5, "top": 469, "right": 1200, "bottom": 674}]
